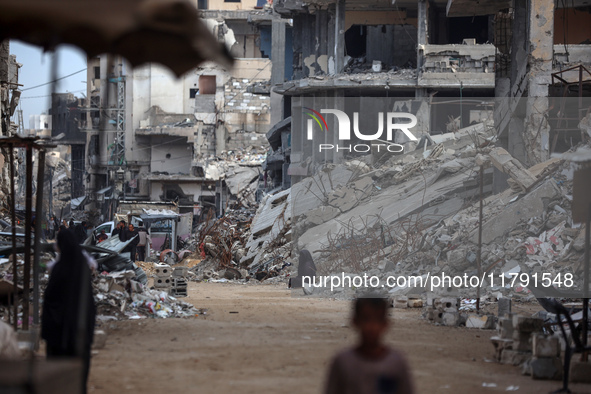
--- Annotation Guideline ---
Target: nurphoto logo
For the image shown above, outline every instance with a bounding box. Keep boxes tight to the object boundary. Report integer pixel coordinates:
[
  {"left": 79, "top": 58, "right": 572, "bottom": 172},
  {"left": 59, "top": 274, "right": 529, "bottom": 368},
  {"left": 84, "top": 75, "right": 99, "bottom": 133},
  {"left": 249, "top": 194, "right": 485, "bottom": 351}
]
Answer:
[{"left": 304, "top": 108, "right": 419, "bottom": 153}]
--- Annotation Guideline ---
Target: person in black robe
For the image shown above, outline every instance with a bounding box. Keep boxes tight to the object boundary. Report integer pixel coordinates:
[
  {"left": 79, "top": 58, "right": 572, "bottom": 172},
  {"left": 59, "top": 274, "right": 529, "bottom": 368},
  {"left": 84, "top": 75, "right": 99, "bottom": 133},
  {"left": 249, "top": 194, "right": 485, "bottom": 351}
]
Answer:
[
  {"left": 74, "top": 221, "right": 88, "bottom": 244},
  {"left": 289, "top": 249, "right": 318, "bottom": 288},
  {"left": 42, "top": 229, "right": 96, "bottom": 394}
]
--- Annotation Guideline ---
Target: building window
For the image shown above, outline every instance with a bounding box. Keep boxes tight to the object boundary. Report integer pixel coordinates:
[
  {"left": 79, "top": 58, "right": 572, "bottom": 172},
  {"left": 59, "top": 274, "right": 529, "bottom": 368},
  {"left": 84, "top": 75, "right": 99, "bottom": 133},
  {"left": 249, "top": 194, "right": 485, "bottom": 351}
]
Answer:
[
  {"left": 198, "top": 75, "right": 216, "bottom": 95},
  {"left": 189, "top": 88, "right": 199, "bottom": 98},
  {"left": 224, "top": 0, "right": 240, "bottom": 3},
  {"left": 94, "top": 66, "right": 100, "bottom": 79},
  {"left": 197, "top": 0, "right": 208, "bottom": 8}
]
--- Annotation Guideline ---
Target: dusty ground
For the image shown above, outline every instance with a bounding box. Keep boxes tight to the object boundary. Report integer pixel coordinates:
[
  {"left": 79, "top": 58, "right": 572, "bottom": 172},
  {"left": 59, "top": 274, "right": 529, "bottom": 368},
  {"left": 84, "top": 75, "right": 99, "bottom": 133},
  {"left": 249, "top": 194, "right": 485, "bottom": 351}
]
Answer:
[{"left": 89, "top": 282, "right": 591, "bottom": 393}]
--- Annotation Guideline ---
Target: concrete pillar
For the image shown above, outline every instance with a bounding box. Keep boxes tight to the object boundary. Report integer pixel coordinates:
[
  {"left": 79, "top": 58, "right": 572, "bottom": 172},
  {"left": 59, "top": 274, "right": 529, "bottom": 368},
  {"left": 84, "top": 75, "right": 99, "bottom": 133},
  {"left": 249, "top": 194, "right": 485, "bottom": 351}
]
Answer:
[
  {"left": 417, "top": 0, "right": 428, "bottom": 72},
  {"left": 271, "top": 19, "right": 286, "bottom": 86},
  {"left": 524, "top": 0, "right": 554, "bottom": 164},
  {"left": 333, "top": 0, "right": 345, "bottom": 74}
]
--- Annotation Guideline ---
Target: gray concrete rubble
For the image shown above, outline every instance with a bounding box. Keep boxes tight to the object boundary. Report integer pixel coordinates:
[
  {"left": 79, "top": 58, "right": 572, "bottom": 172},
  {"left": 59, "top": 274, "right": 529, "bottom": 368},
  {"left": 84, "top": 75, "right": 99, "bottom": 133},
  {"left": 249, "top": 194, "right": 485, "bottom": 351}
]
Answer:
[{"left": 240, "top": 124, "right": 590, "bottom": 308}]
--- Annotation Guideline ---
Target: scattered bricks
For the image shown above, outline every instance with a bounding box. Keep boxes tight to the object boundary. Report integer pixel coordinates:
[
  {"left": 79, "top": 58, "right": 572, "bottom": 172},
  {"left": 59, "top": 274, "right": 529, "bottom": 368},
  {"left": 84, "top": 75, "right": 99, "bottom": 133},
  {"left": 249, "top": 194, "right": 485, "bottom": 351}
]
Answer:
[
  {"left": 498, "top": 298, "right": 511, "bottom": 318},
  {"left": 426, "top": 309, "right": 435, "bottom": 321},
  {"left": 394, "top": 296, "right": 408, "bottom": 309},
  {"left": 441, "top": 312, "right": 459, "bottom": 327},
  {"left": 500, "top": 349, "right": 531, "bottom": 366},
  {"left": 154, "top": 264, "right": 172, "bottom": 277},
  {"left": 407, "top": 298, "right": 423, "bottom": 308},
  {"left": 92, "top": 330, "right": 107, "bottom": 350},
  {"left": 570, "top": 360, "right": 591, "bottom": 383},
  {"left": 440, "top": 297, "right": 459, "bottom": 312},
  {"left": 499, "top": 318, "right": 514, "bottom": 339},
  {"left": 532, "top": 334, "right": 560, "bottom": 358},
  {"left": 512, "top": 315, "right": 544, "bottom": 334},
  {"left": 490, "top": 336, "right": 513, "bottom": 361},
  {"left": 528, "top": 357, "right": 563, "bottom": 380},
  {"left": 466, "top": 314, "right": 495, "bottom": 329}
]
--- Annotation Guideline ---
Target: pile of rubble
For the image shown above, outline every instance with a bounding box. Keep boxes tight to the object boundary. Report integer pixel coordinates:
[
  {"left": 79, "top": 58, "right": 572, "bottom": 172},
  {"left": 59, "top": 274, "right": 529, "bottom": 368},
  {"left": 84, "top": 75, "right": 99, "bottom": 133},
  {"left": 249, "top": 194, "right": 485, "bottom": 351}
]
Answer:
[
  {"left": 236, "top": 116, "right": 590, "bottom": 301},
  {"left": 490, "top": 309, "right": 591, "bottom": 383},
  {"left": 94, "top": 268, "right": 202, "bottom": 321},
  {"left": 183, "top": 198, "right": 295, "bottom": 283}
]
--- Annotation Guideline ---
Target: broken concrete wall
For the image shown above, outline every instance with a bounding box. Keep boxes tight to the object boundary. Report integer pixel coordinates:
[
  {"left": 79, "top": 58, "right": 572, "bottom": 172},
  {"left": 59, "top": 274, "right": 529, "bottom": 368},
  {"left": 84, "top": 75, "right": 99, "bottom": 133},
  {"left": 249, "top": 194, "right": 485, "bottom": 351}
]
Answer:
[{"left": 422, "top": 44, "right": 496, "bottom": 73}]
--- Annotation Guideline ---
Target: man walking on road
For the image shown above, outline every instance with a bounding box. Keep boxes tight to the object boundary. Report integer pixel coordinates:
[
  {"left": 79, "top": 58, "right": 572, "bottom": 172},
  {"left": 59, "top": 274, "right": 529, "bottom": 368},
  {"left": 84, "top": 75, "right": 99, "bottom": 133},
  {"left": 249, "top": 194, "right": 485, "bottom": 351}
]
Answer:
[{"left": 136, "top": 224, "right": 151, "bottom": 262}]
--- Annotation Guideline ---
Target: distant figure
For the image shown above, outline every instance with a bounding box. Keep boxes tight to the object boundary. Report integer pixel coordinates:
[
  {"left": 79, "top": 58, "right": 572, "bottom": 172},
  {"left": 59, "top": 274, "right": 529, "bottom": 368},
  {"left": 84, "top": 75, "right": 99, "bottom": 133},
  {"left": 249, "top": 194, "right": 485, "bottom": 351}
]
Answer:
[
  {"left": 96, "top": 230, "right": 108, "bottom": 243},
  {"left": 126, "top": 224, "right": 139, "bottom": 262},
  {"left": 74, "top": 221, "right": 87, "bottom": 244},
  {"left": 289, "top": 249, "right": 317, "bottom": 288},
  {"left": 48, "top": 216, "right": 55, "bottom": 240},
  {"left": 57, "top": 225, "right": 67, "bottom": 234},
  {"left": 325, "top": 296, "right": 414, "bottom": 394},
  {"left": 113, "top": 220, "right": 127, "bottom": 242},
  {"left": 136, "top": 225, "right": 151, "bottom": 262},
  {"left": 68, "top": 219, "right": 75, "bottom": 229},
  {"left": 41, "top": 229, "right": 96, "bottom": 394}
]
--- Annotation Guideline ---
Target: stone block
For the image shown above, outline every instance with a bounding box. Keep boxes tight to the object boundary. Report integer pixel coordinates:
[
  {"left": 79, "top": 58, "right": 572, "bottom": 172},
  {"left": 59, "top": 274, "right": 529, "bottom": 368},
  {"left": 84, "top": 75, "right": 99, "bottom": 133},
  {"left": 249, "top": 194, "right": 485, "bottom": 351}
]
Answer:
[
  {"left": 529, "top": 357, "right": 562, "bottom": 380},
  {"left": 440, "top": 297, "right": 459, "bottom": 312},
  {"left": 441, "top": 312, "right": 459, "bottom": 326},
  {"left": 512, "top": 331, "right": 533, "bottom": 352},
  {"left": 154, "top": 264, "right": 172, "bottom": 277},
  {"left": 500, "top": 349, "right": 531, "bottom": 366},
  {"left": 512, "top": 315, "right": 544, "bottom": 333},
  {"left": 532, "top": 334, "right": 560, "bottom": 358},
  {"left": 499, "top": 318, "right": 514, "bottom": 339},
  {"left": 490, "top": 336, "right": 513, "bottom": 361},
  {"left": 407, "top": 298, "right": 423, "bottom": 308},
  {"left": 173, "top": 267, "right": 189, "bottom": 277},
  {"left": 498, "top": 298, "right": 511, "bottom": 318},
  {"left": 154, "top": 277, "right": 172, "bottom": 287},
  {"left": 466, "top": 314, "right": 495, "bottom": 329},
  {"left": 92, "top": 330, "right": 107, "bottom": 350},
  {"left": 570, "top": 360, "right": 591, "bottom": 383},
  {"left": 394, "top": 296, "right": 408, "bottom": 309}
]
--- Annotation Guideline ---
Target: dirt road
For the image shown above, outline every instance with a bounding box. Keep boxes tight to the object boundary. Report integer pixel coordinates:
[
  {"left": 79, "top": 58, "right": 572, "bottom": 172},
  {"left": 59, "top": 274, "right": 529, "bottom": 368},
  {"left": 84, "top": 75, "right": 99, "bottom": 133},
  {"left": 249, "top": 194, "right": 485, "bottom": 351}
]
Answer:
[{"left": 88, "top": 282, "right": 589, "bottom": 393}]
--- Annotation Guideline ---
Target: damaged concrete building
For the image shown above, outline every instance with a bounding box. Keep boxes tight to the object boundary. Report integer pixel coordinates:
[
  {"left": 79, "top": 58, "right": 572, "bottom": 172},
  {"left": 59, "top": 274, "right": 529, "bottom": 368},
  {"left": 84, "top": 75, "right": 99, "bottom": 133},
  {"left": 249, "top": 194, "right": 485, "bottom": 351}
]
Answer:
[
  {"left": 238, "top": 0, "right": 591, "bottom": 290},
  {"left": 84, "top": 0, "right": 292, "bottom": 220},
  {"left": 264, "top": 0, "right": 591, "bottom": 190}
]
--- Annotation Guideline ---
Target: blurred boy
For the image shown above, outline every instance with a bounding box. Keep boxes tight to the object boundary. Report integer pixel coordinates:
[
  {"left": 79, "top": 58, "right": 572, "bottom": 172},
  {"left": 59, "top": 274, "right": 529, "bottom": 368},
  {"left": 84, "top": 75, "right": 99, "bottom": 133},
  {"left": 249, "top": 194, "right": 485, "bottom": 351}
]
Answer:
[{"left": 325, "top": 296, "right": 414, "bottom": 394}]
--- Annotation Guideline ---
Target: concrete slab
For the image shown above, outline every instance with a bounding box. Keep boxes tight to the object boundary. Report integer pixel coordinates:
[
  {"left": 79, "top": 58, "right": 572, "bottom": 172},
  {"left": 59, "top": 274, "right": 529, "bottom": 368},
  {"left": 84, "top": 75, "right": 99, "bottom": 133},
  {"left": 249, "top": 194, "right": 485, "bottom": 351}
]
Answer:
[{"left": 472, "top": 180, "right": 559, "bottom": 244}]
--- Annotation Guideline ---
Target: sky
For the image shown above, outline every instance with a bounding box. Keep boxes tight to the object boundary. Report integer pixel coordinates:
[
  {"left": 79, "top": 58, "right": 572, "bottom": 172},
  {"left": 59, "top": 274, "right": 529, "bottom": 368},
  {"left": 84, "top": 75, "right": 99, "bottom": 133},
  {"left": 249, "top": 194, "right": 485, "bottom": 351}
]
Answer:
[{"left": 10, "top": 40, "right": 88, "bottom": 130}]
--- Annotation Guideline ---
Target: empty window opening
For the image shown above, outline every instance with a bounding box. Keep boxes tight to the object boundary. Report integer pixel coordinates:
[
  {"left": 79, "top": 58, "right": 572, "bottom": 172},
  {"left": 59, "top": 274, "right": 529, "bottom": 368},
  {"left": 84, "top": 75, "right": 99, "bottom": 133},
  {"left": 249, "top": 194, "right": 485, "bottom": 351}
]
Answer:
[
  {"left": 446, "top": 16, "right": 489, "bottom": 44},
  {"left": 345, "top": 25, "right": 367, "bottom": 58},
  {"left": 199, "top": 75, "right": 216, "bottom": 94}
]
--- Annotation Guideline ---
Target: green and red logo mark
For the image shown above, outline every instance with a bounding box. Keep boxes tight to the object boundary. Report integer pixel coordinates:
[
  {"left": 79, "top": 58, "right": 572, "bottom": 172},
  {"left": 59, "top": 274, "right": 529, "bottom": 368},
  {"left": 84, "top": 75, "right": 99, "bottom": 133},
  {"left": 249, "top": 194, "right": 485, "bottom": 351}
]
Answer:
[{"left": 304, "top": 107, "right": 329, "bottom": 133}]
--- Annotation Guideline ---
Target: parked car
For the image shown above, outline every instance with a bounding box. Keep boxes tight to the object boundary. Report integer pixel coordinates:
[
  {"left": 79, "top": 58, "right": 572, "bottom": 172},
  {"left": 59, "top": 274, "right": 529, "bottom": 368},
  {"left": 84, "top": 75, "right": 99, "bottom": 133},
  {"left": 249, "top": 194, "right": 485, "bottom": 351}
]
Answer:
[{"left": 94, "top": 221, "right": 115, "bottom": 240}]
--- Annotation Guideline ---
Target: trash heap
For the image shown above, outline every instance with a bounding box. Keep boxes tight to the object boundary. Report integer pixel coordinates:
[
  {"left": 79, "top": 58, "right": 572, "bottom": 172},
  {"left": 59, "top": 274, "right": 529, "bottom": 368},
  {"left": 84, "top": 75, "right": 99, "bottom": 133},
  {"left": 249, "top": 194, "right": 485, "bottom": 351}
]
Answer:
[{"left": 94, "top": 270, "right": 203, "bottom": 320}]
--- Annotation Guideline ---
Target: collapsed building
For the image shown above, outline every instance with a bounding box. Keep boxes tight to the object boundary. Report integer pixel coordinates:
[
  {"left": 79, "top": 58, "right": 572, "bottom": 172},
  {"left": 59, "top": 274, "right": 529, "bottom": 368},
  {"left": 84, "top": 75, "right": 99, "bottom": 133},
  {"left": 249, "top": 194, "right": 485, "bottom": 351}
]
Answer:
[
  {"left": 0, "top": 41, "right": 22, "bottom": 209},
  {"left": 84, "top": 0, "right": 293, "bottom": 221}
]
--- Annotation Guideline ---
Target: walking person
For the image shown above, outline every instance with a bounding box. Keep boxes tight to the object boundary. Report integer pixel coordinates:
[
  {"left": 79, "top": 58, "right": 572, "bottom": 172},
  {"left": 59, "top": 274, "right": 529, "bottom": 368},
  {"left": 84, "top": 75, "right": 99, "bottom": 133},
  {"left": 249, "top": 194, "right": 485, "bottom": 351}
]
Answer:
[
  {"left": 136, "top": 224, "right": 151, "bottom": 262},
  {"left": 125, "top": 223, "right": 139, "bottom": 262},
  {"left": 325, "top": 296, "right": 415, "bottom": 394},
  {"left": 42, "top": 229, "right": 96, "bottom": 394},
  {"left": 48, "top": 216, "right": 55, "bottom": 240}
]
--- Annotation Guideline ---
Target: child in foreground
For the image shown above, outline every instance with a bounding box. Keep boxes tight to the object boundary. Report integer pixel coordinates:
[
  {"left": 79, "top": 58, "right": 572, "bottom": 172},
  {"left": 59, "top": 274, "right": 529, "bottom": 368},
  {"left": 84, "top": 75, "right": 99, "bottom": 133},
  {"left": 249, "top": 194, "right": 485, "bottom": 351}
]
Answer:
[{"left": 325, "top": 297, "right": 415, "bottom": 394}]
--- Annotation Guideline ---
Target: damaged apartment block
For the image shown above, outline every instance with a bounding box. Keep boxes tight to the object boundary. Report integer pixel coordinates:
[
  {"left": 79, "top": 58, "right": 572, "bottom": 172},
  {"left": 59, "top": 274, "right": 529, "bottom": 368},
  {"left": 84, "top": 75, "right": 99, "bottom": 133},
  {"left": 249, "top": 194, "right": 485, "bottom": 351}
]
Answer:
[{"left": 84, "top": 0, "right": 293, "bottom": 220}]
